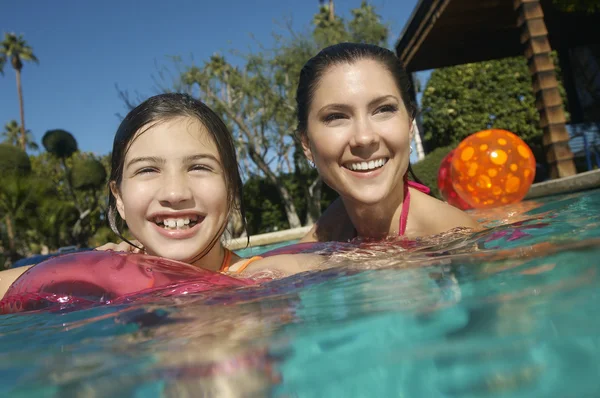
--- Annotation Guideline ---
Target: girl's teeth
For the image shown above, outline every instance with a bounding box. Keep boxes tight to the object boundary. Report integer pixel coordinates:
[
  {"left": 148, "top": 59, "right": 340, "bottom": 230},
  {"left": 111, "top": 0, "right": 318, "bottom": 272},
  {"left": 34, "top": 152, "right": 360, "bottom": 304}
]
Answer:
[
  {"left": 159, "top": 218, "right": 195, "bottom": 229},
  {"left": 165, "top": 219, "right": 176, "bottom": 228}
]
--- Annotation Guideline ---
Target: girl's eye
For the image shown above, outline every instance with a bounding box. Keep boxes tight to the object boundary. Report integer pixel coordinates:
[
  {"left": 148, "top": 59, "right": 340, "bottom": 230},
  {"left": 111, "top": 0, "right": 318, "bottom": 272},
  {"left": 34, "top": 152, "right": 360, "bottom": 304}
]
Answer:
[
  {"left": 135, "top": 167, "right": 158, "bottom": 175},
  {"left": 375, "top": 104, "right": 398, "bottom": 114},
  {"left": 323, "top": 113, "right": 346, "bottom": 124},
  {"left": 190, "top": 164, "right": 212, "bottom": 172}
]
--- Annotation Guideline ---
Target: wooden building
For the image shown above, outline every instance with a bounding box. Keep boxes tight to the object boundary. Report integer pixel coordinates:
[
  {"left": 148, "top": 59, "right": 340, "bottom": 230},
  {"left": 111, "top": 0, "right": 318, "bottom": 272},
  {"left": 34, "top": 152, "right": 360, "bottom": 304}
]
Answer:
[{"left": 396, "top": 0, "right": 600, "bottom": 179}]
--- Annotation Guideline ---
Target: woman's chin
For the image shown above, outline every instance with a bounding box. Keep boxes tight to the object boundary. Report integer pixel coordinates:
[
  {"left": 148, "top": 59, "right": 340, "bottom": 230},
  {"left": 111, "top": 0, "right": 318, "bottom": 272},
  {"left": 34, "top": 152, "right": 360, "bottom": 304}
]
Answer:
[{"left": 344, "top": 190, "right": 389, "bottom": 206}]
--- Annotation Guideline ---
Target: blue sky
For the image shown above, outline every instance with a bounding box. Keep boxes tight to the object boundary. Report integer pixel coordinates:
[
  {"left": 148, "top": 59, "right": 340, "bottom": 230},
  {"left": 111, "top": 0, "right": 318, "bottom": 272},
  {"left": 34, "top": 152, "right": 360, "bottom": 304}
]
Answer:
[{"left": 1, "top": 0, "right": 423, "bottom": 157}]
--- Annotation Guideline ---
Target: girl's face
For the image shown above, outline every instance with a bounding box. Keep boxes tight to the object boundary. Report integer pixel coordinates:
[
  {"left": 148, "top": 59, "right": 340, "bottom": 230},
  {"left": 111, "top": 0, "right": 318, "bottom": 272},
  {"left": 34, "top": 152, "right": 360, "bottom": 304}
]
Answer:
[
  {"left": 303, "top": 59, "right": 412, "bottom": 207},
  {"left": 112, "top": 116, "right": 229, "bottom": 264}
]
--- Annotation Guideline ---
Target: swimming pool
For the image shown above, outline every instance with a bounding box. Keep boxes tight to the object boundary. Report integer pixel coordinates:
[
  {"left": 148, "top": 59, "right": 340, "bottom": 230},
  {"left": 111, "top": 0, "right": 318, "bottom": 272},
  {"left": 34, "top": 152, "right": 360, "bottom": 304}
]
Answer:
[
  {"left": 234, "top": 239, "right": 298, "bottom": 258},
  {"left": 1, "top": 189, "right": 599, "bottom": 397}
]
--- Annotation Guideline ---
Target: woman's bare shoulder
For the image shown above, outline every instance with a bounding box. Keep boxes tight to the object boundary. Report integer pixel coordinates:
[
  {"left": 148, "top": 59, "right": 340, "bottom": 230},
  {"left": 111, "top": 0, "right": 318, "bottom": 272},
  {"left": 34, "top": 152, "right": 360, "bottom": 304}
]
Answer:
[{"left": 409, "top": 188, "right": 479, "bottom": 236}]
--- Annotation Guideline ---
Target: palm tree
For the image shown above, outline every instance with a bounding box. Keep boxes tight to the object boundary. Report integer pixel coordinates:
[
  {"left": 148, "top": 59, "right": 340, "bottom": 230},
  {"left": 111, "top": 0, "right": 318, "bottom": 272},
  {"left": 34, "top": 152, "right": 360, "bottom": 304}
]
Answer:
[
  {"left": 0, "top": 33, "right": 39, "bottom": 151},
  {"left": 1, "top": 120, "right": 39, "bottom": 150}
]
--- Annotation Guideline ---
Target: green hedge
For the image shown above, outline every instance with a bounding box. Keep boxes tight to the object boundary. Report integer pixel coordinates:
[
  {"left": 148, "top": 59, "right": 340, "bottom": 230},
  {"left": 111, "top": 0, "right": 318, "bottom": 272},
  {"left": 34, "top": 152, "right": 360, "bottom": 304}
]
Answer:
[{"left": 411, "top": 146, "right": 454, "bottom": 199}]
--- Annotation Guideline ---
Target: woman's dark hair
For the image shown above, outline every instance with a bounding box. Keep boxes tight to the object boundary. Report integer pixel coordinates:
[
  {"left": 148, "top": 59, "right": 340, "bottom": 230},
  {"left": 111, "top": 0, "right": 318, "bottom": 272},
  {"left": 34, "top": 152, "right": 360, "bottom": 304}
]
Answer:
[
  {"left": 107, "top": 93, "right": 247, "bottom": 249},
  {"left": 296, "top": 42, "right": 424, "bottom": 186}
]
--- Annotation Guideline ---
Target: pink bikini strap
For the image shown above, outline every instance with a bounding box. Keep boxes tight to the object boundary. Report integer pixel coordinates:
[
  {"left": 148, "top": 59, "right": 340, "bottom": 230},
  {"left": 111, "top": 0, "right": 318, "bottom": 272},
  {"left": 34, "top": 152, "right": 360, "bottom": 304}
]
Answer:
[
  {"left": 399, "top": 181, "right": 410, "bottom": 236},
  {"left": 406, "top": 180, "right": 431, "bottom": 194},
  {"left": 399, "top": 176, "right": 430, "bottom": 236}
]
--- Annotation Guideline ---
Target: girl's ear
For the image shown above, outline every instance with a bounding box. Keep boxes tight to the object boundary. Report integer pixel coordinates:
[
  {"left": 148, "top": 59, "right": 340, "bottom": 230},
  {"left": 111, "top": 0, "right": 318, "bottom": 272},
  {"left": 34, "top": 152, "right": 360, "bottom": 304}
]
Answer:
[{"left": 110, "top": 181, "right": 126, "bottom": 221}]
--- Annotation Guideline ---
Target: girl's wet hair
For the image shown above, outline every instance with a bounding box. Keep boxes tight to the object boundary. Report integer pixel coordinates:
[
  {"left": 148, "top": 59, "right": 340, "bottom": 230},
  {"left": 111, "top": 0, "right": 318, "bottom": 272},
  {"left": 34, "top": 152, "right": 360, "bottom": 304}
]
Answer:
[
  {"left": 107, "top": 93, "right": 247, "bottom": 246},
  {"left": 295, "top": 42, "right": 423, "bottom": 184}
]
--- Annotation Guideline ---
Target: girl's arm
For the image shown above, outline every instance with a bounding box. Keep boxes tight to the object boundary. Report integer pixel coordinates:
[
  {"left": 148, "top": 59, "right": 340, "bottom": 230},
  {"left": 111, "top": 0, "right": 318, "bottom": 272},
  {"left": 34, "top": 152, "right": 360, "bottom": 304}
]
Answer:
[
  {"left": 96, "top": 240, "right": 142, "bottom": 253},
  {"left": 228, "top": 254, "right": 326, "bottom": 278},
  {"left": 0, "top": 266, "right": 32, "bottom": 299}
]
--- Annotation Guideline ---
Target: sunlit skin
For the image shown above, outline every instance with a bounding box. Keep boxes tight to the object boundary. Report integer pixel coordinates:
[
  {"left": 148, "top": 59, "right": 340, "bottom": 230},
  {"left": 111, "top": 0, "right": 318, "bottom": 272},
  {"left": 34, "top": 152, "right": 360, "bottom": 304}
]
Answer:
[
  {"left": 111, "top": 117, "right": 229, "bottom": 271},
  {"left": 303, "top": 59, "right": 413, "bottom": 238}
]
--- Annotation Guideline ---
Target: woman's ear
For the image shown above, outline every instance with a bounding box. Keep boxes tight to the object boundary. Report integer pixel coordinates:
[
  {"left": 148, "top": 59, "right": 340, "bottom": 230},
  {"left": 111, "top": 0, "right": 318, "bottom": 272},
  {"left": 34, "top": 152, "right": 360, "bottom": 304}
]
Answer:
[
  {"left": 301, "top": 134, "right": 314, "bottom": 164},
  {"left": 110, "top": 181, "right": 126, "bottom": 221}
]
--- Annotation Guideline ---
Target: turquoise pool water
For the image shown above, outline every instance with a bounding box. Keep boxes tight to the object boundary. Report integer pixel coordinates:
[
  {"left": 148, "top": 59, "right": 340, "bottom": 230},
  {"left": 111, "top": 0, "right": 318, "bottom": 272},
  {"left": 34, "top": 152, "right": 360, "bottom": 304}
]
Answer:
[
  {"left": 234, "top": 239, "right": 298, "bottom": 258},
  {"left": 1, "top": 189, "right": 600, "bottom": 397}
]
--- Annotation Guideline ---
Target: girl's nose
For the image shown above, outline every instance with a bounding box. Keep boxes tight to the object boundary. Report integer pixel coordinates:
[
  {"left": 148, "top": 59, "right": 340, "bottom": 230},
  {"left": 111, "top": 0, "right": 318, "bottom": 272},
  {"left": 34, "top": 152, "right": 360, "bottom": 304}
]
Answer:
[{"left": 158, "top": 173, "right": 193, "bottom": 206}]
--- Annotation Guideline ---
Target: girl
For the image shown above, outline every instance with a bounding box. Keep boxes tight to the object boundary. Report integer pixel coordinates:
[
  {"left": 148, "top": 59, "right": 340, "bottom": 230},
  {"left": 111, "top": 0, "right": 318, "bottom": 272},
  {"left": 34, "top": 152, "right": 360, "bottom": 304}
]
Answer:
[
  {"left": 295, "top": 43, "right": 478, "bottom": 243},
  {"left": 0, "top": 94, "right": 321, "bottom": 299}
]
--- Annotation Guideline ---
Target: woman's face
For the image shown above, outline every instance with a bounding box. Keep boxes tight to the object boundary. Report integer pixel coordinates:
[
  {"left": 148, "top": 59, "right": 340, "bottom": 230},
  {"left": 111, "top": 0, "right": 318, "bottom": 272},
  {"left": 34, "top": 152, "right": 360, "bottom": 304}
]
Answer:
[
  {"left": 112, "top": 116, "right": 229, "bottom": 263},
  {"left": 303, "top": 59, "right": 413, "bottom": 207}
]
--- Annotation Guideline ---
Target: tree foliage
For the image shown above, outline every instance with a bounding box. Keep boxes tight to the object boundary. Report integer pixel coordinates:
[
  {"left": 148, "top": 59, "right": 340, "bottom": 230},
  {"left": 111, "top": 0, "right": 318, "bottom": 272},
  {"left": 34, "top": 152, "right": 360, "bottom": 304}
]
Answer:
[
  {"left": 0, "top": 33, "right": 38, "bottom": 71},
  {"left": 0, "top": 144, "right": 31, "bottom": 176},
  {"left": 42, "top": 129, "right": 78, "bottom": 159},
  {"left": 71, "top": 157, "right": 107, "bottom": 191},
  {"left": 243, "top": 170, "right": 338, "bottom": 234},
  {"left": 421, "top": 55, "right": 568, "bottom": 163},
  {"left": 0, "top": 33, "right": 38, "bottom": 150},
  {"left": 2, "top": 120, "right": 38, "bottom": 151},
  {"left": 0, "top": 132, "right": 111, "bottom": 267},
  {"left": 552, "top": 0, "right": 600, "bottom": 13}
]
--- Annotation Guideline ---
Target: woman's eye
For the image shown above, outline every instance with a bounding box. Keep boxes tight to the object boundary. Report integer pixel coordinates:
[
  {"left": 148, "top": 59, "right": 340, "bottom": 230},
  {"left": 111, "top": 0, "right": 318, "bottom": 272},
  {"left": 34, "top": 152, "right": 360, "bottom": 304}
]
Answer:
[
  {"left": 323, "top": 113, "right": 346, "bottom": 124},
  {"left": 375, "top": 104, "right": 398, "bottom": 114}
]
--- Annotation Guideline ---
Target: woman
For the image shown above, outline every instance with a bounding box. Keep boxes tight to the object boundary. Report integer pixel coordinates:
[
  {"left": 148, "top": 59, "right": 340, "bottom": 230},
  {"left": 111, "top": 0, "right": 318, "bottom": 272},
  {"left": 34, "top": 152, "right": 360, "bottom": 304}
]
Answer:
[{"left": 295, "top": 43, "right": 478, "bottom": 243}]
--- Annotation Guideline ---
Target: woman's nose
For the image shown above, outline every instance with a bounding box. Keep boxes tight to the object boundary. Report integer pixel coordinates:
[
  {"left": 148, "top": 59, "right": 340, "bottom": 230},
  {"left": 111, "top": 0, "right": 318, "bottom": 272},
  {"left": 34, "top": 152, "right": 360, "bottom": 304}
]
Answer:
[{"left": 350, "top": 118, "right": 380, "bottom": 148}]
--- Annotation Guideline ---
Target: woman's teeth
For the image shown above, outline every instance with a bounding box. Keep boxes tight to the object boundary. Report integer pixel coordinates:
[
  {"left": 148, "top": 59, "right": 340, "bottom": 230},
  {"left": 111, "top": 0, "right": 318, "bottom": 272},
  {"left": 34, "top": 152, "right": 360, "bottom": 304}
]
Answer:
[
  {"left": 346, "top": 158, "right": 388, "bottom": 171},
  {"left": 155, "top": 217, "right": 198, "bottom": 230}
]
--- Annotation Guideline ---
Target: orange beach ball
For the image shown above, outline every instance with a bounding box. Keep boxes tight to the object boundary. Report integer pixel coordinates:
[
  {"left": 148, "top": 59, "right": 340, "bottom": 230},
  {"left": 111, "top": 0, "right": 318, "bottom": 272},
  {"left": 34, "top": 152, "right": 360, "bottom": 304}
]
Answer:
[
  {"left": 437, "top": 149, "right": 472, "bottom": 210},
  {"left": 450, "top": 129, "right": 536, "bottom": 209}
]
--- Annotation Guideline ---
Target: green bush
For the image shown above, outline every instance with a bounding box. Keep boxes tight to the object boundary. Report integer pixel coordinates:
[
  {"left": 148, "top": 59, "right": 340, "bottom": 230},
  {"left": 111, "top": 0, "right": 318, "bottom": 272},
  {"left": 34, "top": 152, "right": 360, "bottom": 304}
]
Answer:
[
  {"left": 411, "top": 146, "right": 454, "bottom": 199},
  {"left": 71, "top": 157, "right": 107, "bottom": 191},
  {"left": 0, "top": 144, "right": 31, "bottom": 176},
  {"left": 42, "top": 129, "right": 78, "bottom": 159}
]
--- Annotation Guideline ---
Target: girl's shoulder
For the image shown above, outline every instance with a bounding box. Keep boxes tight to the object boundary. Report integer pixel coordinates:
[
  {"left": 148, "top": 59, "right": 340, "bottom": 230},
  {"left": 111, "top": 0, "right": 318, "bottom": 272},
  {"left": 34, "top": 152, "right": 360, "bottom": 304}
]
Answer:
[{"left": 227, "top": 253, "right": 324, "bottom": 278}]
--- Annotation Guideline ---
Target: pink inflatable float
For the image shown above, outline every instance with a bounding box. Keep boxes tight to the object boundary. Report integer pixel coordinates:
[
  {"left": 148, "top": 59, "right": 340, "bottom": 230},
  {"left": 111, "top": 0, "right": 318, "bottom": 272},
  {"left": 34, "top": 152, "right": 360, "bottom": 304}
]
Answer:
[{"left": 0, "top": 251, "right": 252, "bottom": 314}]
